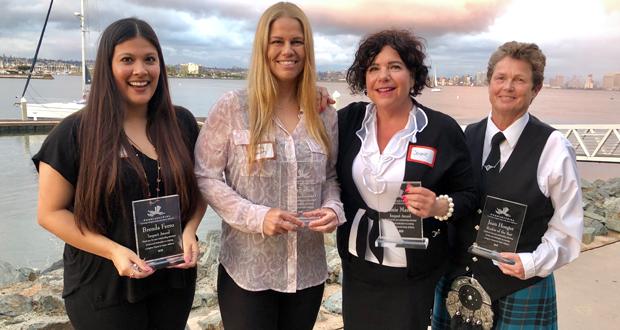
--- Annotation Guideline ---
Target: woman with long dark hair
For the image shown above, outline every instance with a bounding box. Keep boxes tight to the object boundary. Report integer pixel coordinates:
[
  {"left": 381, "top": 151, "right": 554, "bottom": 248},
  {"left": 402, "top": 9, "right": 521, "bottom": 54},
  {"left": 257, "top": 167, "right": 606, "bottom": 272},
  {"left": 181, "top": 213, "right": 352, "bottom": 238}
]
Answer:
[{"left": 34, "top": 18, "right": 205, "bottom": 329}]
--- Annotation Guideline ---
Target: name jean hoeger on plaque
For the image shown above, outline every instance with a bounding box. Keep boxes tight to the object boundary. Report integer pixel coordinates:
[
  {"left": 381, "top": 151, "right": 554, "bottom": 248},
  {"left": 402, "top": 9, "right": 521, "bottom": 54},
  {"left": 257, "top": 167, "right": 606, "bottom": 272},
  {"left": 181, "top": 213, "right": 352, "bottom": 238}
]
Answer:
[
  {"left": 468, "top": 196, "right": 527, "bottom": 265},
  {"left": 132, "top": 194, "right": 184, "bottom": 268}
]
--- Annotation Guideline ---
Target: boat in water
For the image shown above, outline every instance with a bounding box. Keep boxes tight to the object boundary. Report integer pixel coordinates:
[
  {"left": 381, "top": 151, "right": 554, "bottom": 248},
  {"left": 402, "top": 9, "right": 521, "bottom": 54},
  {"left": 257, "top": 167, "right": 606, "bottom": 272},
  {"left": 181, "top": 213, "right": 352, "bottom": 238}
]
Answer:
[
  {"left": 21, "top": 0, "right": 90, "bottom": 120},
  {"left": 431, "top": 67, "right": 441, "bottom": 92}
]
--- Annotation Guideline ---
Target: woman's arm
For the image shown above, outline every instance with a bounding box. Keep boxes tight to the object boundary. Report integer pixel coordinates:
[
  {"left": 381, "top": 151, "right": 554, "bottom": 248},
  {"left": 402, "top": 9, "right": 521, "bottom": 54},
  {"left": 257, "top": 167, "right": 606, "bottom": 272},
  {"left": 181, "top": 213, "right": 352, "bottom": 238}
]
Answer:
[
  {"left": 173, "top": 196, "right": 207, "bottom": 269},
  {"left": 403, "top": 118, "right": 477, "bottom": 220},
  {"left": 194, "top": 92, "right": 301, "bottom": 236},
  {"left": 307, "top": 106, "right": 345, "bottom": 233},
  {"left": 37, "top": 162, "right": 153, "bottom": 278}
]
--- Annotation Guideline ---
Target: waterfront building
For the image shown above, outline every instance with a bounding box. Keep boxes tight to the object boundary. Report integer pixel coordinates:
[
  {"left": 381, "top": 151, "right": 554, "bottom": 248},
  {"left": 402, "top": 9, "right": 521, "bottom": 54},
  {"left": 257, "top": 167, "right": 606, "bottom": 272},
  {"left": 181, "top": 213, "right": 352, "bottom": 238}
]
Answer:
[
  {"left": 550, "top": 75, "right": 565, "bottom": 88},
  {"left": 181, "top": 62, "right": 201, "bottom": 75},
  {"left": 567, "top": 75, "right": 583, "bottom": 89},
  {"left": 584, "top": 74, "right": 594, "bottom": 89},
  {"left": 474, "top": 71, "right": 486, "bottom": 86},
  {"left": 602, "top": 73, "right": 620, "bottom": 90}
]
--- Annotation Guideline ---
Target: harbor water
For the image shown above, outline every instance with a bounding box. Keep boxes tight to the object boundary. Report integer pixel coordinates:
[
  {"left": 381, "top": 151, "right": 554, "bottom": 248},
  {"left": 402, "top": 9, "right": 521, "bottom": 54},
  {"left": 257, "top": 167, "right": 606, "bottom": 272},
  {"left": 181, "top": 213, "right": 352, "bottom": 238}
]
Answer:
[{"left": 1, "top": 76, "right": 619, "bottom": 269}]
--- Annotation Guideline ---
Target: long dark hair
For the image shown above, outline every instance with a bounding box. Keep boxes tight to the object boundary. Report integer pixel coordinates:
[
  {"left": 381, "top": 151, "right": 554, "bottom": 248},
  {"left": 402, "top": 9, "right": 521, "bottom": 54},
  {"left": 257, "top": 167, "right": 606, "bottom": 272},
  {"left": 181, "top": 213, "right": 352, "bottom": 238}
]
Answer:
[{"left": 74, "top": 17, "right": 198, "bottom": 234}]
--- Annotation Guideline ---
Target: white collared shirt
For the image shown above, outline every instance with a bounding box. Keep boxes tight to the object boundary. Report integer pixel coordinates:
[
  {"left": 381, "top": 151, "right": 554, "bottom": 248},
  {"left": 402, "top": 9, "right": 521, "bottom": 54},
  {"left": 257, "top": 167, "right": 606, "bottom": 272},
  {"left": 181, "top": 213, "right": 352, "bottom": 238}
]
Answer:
[
  {"left": 347, "top": 102, "right": 428, "bottom": 267},
  {"left": 483, "top": 113, "right": 584, "bottom": 279}
]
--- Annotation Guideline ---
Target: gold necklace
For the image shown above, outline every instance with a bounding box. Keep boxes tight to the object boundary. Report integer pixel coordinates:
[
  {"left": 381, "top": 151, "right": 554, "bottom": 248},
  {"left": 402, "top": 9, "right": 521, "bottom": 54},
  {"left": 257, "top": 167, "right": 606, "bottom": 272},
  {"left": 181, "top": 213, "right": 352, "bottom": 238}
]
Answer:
[{"left": 127, "top": 136, "right": 161, "bottom": 198}]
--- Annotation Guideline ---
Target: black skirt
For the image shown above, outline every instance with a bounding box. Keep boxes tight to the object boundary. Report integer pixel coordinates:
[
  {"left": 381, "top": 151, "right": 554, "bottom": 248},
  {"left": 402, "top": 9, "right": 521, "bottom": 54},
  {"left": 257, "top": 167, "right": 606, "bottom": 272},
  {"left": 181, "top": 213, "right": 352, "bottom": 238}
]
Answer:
[{"left": 341, "top": 254, "right": 444, "bottom": 330}]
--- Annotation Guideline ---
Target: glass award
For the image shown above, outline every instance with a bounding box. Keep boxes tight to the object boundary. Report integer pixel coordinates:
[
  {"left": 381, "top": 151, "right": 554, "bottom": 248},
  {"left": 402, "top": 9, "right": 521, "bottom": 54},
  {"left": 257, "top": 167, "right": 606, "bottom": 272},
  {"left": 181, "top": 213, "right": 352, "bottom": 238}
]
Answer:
[
  {"left": 279, "top": 160, "right": 322, "bottom": 224},
  {"left": 468, "top": 195, "right": 527, "bottom": 265},
  {"left": 375, "top": 181, "right": 428, "bottom": 249},
  {"left": 132, "top": 194, "right": 184, "bottom": 269}
]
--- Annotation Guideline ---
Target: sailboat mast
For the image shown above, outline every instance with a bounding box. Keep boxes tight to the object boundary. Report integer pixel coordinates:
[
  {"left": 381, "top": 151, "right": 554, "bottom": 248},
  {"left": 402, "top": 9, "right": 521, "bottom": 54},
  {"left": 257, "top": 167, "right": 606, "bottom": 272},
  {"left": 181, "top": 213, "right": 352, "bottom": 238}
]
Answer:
[{"left": 77, "top": 0, "right": 86, "bottom": 96}]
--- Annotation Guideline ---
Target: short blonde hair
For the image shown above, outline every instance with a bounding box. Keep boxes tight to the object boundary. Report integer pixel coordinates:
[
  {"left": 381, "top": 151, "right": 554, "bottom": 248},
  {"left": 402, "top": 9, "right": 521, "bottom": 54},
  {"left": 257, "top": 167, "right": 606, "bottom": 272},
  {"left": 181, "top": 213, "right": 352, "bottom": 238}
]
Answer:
[{"left": 247, "top": 2, "right": 329, "bottom": 165}]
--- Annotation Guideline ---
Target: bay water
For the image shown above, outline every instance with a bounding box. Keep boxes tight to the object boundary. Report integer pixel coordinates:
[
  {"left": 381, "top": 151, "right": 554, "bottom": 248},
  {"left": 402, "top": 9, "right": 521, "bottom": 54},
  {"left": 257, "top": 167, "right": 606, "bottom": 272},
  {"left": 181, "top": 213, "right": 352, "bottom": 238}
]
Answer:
[{"left": 1, "top": 76, "right": 619, "bottom": 269}]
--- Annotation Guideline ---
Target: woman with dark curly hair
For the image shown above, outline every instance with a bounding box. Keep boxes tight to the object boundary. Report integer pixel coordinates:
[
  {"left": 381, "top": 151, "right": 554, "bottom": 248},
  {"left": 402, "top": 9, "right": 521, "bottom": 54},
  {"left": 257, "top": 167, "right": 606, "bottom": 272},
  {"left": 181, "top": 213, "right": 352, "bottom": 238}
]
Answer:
[{"left": 335, "top": 29, "right": 477, "bottom": 329}]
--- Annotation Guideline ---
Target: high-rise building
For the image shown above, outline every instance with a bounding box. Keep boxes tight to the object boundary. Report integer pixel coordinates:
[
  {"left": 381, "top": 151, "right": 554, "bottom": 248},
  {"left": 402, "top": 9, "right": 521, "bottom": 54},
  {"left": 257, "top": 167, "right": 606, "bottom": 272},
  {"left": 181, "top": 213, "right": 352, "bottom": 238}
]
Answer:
[
  {"left": 567, "top": 75, "right": 583, "bottom": 89},
  {"left": 602, "top": 73, "right": 620, "bottom": 90},
  {"left": 550, "top": 75, "right": 564, "bottom": 88},
  {"left": 584, "top": 74, "right": 594, "bottom": 89},
  {"left": 475, "top": 71, "right": 486, "bottom": 86}
]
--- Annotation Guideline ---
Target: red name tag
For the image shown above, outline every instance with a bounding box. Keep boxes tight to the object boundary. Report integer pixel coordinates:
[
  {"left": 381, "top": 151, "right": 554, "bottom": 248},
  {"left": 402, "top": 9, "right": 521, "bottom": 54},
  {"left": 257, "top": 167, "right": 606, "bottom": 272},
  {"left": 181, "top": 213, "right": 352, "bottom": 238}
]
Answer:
[{"left": 407, "top": 145, "right": 436, "bottom": 167}]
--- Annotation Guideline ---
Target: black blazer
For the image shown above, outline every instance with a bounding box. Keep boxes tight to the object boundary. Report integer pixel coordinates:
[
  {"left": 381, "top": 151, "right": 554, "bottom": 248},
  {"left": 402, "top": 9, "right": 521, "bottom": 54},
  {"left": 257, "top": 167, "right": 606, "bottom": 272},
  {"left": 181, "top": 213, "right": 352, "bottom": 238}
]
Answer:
[{"left": 336, "top": 100, "right": 477, "bottom": 279}]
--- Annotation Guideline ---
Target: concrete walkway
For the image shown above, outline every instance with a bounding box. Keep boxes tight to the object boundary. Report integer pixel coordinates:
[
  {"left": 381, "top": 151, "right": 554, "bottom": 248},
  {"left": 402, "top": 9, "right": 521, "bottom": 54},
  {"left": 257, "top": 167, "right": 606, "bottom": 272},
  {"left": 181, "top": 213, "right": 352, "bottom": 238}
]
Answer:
[{"left": 556, "top": 241, "right": 620, "bottom": 330}]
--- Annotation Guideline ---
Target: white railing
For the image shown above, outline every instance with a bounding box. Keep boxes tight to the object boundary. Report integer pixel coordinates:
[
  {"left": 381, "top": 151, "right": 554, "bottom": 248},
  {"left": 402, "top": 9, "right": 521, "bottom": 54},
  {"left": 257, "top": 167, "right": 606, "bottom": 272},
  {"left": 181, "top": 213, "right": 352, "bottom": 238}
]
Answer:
[{"left": 554, "top": 125, "right": 620, "bottom": 163}]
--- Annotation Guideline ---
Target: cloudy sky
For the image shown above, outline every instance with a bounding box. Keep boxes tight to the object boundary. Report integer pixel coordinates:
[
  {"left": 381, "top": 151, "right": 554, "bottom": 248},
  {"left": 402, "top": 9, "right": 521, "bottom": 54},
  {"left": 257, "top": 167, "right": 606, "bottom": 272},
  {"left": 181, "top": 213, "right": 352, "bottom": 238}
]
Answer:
[{"left": 1, "top": 0, "right": 619, "bottom": 80}]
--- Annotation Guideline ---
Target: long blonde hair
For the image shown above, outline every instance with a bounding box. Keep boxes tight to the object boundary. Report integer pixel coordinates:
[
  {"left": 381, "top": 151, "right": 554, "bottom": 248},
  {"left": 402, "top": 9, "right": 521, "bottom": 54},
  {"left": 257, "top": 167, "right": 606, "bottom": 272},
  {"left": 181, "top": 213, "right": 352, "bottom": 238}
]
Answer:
[{"left": 247, "top": 2, "right": 330, "bottom": 165}]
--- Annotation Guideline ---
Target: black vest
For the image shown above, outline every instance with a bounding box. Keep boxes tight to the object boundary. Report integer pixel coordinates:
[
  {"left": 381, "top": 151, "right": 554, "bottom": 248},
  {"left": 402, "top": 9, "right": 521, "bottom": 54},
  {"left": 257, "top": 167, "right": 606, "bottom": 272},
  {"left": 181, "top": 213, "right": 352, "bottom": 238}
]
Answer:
[
  {"left": 336, "top": 101, "right": 476, "bottom": 279},
  {"left": 453, "top": 115, "right": 555, "bottom": 300}
]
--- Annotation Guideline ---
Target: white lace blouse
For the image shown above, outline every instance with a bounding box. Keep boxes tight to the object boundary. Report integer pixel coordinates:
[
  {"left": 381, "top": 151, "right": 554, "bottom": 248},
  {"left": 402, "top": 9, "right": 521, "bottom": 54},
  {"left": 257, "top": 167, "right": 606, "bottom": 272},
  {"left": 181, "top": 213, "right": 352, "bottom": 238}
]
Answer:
[{"left": 194, "top": 89, "right": 344, "bottom": 292}]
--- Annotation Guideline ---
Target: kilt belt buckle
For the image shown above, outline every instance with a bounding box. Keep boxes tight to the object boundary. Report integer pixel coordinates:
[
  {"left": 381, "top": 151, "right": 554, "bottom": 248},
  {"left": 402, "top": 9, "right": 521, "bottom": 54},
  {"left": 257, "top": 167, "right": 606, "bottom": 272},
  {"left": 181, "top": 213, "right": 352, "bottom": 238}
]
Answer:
[{"left": 446, "top": 276, "right": 493, "bottom": 330}]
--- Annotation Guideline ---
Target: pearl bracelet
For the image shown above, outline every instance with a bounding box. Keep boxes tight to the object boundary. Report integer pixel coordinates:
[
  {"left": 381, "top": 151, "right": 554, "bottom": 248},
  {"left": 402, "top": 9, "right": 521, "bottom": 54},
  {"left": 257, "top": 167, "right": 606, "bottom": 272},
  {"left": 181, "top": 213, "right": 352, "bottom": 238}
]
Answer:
[{"left": 434, "top": 195, "right": 454, "bottom": 221}]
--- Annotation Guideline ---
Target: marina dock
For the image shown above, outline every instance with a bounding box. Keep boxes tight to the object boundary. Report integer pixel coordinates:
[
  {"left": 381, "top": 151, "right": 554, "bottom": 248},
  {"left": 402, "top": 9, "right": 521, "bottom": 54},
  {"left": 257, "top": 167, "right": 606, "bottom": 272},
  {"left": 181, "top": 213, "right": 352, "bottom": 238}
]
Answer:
[
  {"left": 0, "top": 119, "right": 59, "bottom": 134},
  {"left": 0, "top": 118, "right": 207, "bottom": 135}
]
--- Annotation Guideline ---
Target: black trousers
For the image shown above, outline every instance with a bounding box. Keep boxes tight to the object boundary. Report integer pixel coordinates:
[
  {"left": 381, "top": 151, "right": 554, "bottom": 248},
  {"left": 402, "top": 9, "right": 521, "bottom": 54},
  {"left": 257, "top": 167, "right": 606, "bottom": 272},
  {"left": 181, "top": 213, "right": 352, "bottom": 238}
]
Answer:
[
  {"left": 64, "top": 281, "right": 195, "bottom": 330},
  {"left": 342, "top": 255, "right": 443, "bottom": 330},
  {"left": 217, "top": 264, "right": 324, "bottom": 330}
]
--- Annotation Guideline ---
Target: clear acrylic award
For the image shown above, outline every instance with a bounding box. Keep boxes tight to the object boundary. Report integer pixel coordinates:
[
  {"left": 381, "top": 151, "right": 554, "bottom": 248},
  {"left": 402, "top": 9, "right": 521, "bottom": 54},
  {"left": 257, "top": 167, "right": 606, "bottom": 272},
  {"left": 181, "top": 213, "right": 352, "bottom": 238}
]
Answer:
[
  {"left": 375, "top": 181, "right": 428, "bottom": 249},
  {"left": 279, "top": 160, "right": 322, "bottom": 224},
  {"left": 468, "top": 195, "right": 527, "bottom": 265},
  {"left": 132, "top": 194, "right": 184, "bottom": 269}
]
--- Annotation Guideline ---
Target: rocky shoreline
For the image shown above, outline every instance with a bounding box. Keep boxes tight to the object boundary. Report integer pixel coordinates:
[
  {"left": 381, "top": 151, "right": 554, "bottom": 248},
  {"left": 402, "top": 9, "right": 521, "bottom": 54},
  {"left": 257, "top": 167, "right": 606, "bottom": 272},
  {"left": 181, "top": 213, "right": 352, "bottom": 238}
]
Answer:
[{"left": 2, "top": 177, "right": 619, "bottom": 330}]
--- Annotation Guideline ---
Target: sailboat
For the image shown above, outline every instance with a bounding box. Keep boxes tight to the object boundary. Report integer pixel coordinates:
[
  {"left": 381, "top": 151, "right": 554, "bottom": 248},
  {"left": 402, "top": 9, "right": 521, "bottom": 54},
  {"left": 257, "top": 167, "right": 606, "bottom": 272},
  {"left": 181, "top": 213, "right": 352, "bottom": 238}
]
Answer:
[
  {"left": 23, "top": 0, "right": 90, "bottom": 120},
  {"left": 431, "top": 67, "right": 441, "bottom": 92}
]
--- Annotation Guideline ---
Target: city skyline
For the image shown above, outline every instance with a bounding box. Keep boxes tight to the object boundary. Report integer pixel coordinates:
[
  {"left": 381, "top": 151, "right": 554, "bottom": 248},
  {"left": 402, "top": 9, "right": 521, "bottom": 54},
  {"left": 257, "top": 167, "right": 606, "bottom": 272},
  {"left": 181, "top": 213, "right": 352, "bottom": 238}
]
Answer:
[
  {"left": 1, "top": 54, "right": 618, "bottom": 90},
  {"left": 1, "top": 0, "right": 619, "bottom": 79}
]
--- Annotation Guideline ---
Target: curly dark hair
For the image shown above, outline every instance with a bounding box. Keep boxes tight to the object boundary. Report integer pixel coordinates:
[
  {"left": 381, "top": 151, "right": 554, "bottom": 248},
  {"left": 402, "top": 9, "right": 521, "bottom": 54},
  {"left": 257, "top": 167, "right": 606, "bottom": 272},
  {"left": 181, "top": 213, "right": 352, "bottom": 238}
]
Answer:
[{"left": 346, "top": 29, "right": 429, "bottom": 97}]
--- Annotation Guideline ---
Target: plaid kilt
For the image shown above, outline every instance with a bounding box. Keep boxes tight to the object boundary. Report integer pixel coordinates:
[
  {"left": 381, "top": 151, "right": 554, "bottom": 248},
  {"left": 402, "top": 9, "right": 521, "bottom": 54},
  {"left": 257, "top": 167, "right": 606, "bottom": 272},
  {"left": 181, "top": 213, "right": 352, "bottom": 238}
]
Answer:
[{"left": 432, "top": 274, "right": 557, "bottom": 330}]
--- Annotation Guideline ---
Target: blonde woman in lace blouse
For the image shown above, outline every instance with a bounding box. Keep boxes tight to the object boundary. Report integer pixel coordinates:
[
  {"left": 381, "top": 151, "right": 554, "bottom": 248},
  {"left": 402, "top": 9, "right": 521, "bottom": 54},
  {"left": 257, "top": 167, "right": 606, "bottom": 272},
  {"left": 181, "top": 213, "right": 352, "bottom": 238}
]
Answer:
[{"left": 194, "top": 3, "right": 344, "bottom": 330}]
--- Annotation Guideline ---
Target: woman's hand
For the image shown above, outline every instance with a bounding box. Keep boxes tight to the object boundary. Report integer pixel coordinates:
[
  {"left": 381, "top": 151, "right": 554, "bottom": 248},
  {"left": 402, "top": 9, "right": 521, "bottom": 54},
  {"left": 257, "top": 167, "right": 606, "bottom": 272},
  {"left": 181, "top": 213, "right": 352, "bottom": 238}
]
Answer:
[
  {"left": 263, "top": 208, "right": 304, "bottom": 236},
  {"left": 171, "top": 226, "right": 200, "bottom": 269},
  {"left": 109, "top": 244, "right": 154, "bottom": 280},
  {"left": 402, "top": 185, "right": 447, "bottom": 218},
  {"left": 305, "top": 208, "right": 339, "bottom": 233},
  {"left": 497, "top": 253, "right": 526, "bottom": 279},
  {"left": 316, "top": 86, "right": 335, "bottom": 112}
]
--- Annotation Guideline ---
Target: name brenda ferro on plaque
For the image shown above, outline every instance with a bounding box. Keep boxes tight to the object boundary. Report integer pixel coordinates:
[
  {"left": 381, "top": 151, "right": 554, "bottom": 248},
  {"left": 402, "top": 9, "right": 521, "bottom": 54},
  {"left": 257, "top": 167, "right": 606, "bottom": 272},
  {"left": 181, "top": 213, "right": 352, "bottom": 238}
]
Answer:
[
  {"left": 468, "top": 195, "right": 527, "bottom": 265},
  {"left": 376, "top": 181, "right": 428, "bottom": 249},
  {"left": 132, "top": 194, "right": 184, "bottom": 269}
]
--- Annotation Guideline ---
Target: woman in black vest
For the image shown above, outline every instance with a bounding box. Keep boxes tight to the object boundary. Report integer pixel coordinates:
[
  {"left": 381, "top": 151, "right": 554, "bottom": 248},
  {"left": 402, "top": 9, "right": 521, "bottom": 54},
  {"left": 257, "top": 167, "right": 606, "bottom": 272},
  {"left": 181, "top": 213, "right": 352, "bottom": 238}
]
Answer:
[
  {"left": 336, "top": 29, "right": 477, "bottom": 330},
  {"left": 433, "top": 42, "right": 583, "bottom": 329}
]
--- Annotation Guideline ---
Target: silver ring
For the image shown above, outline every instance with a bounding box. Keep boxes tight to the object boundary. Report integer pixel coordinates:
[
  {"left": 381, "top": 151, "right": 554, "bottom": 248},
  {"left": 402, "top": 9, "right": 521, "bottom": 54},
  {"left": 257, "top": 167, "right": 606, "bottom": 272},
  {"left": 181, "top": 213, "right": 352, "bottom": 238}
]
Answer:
[{"left": 132, "top": 263, "right": 140, "bottom": 271}]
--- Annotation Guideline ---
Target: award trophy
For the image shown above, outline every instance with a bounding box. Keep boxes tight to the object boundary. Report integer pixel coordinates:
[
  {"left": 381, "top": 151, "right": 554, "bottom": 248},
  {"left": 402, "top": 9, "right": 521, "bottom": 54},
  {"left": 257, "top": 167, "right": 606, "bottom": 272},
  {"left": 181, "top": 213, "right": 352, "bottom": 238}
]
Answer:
[
  {"left": 279, "top": 160, "right": 322, "bottom": 224},
  {"left": 132, "top": 194, "right": 184, "bottom": 269},
  {"left": 468, "top": 195, "right": 527, "bottom": 265},
  {"left": 375, "top": 181, "right": 428, "bottom": 249}
]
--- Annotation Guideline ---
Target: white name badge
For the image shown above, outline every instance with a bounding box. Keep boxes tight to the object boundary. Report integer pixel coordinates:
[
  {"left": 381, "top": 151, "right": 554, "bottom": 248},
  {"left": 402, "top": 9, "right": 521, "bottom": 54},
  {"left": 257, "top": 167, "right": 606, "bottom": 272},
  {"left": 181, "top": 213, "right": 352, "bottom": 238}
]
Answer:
[
  {"left": 407, "top": 145, "right": 436, "bottom": 167},
  {"left": 256, "top": 142, "right": 276, "bottom": 160}
]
